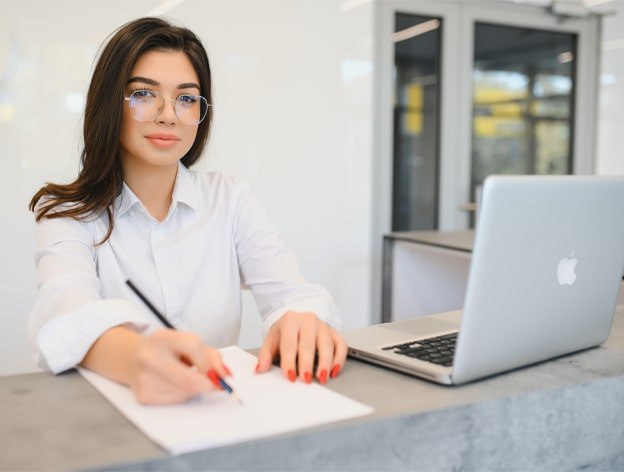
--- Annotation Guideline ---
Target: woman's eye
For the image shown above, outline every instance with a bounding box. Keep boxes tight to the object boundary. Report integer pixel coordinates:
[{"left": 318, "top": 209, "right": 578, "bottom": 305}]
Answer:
[
  {"left": 132, "top": 89, "right": 156, "bottom": 100},
  {"left": 178, "top": 94, "right": 197, "bottom": 106}
]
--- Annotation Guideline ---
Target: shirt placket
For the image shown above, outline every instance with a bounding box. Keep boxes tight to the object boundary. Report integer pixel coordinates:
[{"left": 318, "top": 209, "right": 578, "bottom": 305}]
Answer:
[{"left": 150, "top": 220, "right": 183, "bottom": 327}]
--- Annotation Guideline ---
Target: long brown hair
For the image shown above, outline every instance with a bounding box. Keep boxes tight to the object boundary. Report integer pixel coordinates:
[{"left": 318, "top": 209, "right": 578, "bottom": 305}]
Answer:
[{"left": 29, "top": 17, "right": 213, "bottom": 242}]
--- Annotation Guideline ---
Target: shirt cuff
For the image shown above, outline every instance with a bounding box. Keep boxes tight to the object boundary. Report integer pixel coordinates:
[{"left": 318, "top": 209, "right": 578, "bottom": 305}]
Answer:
[{"left": 35, "top": 299, "right": 152, "bottom": 373}]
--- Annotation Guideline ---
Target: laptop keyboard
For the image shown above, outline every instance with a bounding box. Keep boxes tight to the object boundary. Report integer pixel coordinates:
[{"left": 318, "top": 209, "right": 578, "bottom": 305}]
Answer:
[{"left": 382, "top": 332, "right": 458, "bottom": 367}]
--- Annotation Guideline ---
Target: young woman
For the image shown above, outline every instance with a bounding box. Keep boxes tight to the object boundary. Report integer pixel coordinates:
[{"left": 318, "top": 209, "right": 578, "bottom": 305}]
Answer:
[{"left": 28, "top": 17, "right": 346, "bottom": 405}]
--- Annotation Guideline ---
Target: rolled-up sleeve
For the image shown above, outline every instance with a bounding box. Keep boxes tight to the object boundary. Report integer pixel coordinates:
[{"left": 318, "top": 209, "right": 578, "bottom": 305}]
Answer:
[
  {"left": 28, "top": 214, "right": 149, "bottom": 373},
  {"left": 231, "top": 179, "right": 342, "bottom": 335}
]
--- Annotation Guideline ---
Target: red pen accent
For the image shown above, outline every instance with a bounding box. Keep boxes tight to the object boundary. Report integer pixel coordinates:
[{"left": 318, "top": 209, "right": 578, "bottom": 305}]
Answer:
[
  {"left": 207, "top": 369, "right": 243, "bottom": 404},
  {"left": 207, "top": 369, "right": 223, "bottom": 389}
]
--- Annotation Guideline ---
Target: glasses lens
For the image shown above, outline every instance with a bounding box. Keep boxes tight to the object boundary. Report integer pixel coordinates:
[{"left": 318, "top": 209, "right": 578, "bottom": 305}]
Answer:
[
  {"left": 126, "top": 91, "right": 208, "bottom": 125},
  {"left": 175, "top": 94, "right": 208, "bottom": 125},
  {"left": 128, "top": 90, "right": 160, "bottom": 122}
]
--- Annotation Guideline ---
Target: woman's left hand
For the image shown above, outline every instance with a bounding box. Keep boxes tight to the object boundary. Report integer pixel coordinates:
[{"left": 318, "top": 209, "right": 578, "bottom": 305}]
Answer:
[{"left": 255, "top": 311, "right": 347, "bottom": 384}]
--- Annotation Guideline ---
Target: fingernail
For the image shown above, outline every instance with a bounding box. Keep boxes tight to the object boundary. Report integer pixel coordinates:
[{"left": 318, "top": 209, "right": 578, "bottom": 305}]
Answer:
[
  {"left": 330, "top": 364, "right": 341, "bottom": 378},
  {"left": 304, "top": 372, "right": 312, "bottom": 384},
  {"left": 319, "top": 369, "right": 328, "bottom": 384},
  {"left": 287, "top": 370, "right": 297, "bottom": 382},
  {"left": 223, "top": 364, "right": 233, "bottom": 376},
  {"left": 255, "top": 363, "right": 260, "bottom": 374},
  {"left": 206, "top": 369, "right": 222, "bottom": 389}
]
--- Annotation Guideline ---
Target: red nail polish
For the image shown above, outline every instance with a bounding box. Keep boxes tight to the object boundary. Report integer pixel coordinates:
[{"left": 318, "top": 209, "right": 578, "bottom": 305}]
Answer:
[
  {"left": 288, "top": 370, "right": 297, "bottom": 382},
  {"left": 330, "top": 364, "right": 341, "bottom": 378},
  {"left": 223, "top": 364, "right": 233, "bottom": 376},
  {"left": 206, "top": 369, "right": 222, "bottom": 389},
  {"left": 255, "top": 363, "right": 260, "bottom": 374},
  {"left": 319, "top": 369, "right": 328, "bottom": 384},
  {"left": 304, "top": 372, "right": 312, "bottom": 384}
]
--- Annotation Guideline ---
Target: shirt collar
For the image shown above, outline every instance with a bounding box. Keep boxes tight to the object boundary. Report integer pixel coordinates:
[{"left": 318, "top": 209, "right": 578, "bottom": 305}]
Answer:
[
  {"left": 115, "top": 161, "right": 199, "bottom": 218},
  {"left": 171, "top": 161, "right": 198, "bottom": 211}
]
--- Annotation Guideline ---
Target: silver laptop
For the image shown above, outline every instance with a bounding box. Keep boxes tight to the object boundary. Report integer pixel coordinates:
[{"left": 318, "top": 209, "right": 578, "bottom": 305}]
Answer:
[{"left": 345, "top": 175, "right": 624, "bottom": 385}]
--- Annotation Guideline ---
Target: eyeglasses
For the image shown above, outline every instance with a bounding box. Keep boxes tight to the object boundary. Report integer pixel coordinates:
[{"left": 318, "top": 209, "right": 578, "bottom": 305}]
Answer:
[{"left": 124, "top": 90, "right": 210, "bottom": 125}]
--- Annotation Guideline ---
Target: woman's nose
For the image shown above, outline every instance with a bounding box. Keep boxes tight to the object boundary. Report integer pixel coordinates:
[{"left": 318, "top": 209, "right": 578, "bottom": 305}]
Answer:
[{"left": 156, "top": 98, "right": 178, "bottom": 124}]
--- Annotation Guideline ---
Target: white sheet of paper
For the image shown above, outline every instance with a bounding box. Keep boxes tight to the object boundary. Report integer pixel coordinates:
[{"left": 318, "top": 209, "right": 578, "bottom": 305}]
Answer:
[{"left": 79, "top": 346, "right": 373, "bottom": 455}]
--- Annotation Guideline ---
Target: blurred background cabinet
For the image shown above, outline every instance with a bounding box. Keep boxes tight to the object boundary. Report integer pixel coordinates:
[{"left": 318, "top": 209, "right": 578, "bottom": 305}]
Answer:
[
  {"left": 382, "top": 230, "right": 624, "bottom": 323},
  {"left": 382, "top": 231, "right": 473, "bottom": 322}
]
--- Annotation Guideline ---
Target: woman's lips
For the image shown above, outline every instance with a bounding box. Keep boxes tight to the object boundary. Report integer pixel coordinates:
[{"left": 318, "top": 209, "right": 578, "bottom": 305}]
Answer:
[{"left": 145, "top": 133, "right": 180, "bottom": 149}]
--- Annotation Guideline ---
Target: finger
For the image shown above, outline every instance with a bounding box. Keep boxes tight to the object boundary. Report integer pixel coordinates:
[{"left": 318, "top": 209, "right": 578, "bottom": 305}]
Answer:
[
  {"left": 330, "top": 330, "right": 348, "bottom": 379},
  {"left": 132, "top": 345, "right": 215, "bottom": 404},
  {"left": 278, "top": 312, "right": 300, "bottom": 382},
  {"left": 296, "top": 313, "right": 318, "bottom": 384},
  {"left": 158, "top": 354, "right": 216, "bottom": 393},
  {"left": 136, "top": 330, "right": 229, "bottom": 401},
  {"left": 207, "top": 369, "right": 224, "bottom": 389},
  {"left": 156, "top": 332, "right": 230, "bottom": 384},
  {"left": 314, "top": 324, "right": 335, "bottom": 384},
  {"left": 153, "top": 330, "right": 209, "bottom": 373},
  {"left": 256, "top": 324, "right": 280, "bottom": 374},
  {"left": 202, "top": 346, "right": 231, "bottom": 380}
]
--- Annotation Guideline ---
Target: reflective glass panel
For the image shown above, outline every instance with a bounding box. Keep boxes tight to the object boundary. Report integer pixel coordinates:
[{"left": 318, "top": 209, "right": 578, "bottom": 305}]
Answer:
[
  {"left": 471, "top": 22, "right": 576, "bottom": 210},
  {"left": 392, "top": 13, "right": 441, "bottom": 231}
]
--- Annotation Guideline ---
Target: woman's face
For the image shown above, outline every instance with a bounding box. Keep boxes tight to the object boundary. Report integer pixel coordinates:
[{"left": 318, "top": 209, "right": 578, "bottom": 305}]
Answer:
[{"left": 120, "top": 49, "right": 201, "bottom": 172}]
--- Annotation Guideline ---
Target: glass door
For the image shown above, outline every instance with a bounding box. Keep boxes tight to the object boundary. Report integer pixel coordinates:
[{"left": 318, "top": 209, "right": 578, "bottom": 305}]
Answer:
[
  {"left": 375, "top": 0, "right": 600, "bottom": 233},
  {"left": 469, "top": 22, "right": 577, "bottom": 222},
  {"left": 472, "top": 23, "right": 576, "bottom": 177}
]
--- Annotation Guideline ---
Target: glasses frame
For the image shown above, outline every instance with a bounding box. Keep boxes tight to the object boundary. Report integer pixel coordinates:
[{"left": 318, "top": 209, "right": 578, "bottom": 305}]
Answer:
[{"left": 123, "top": 90, "right": 211, "bottom": 125}]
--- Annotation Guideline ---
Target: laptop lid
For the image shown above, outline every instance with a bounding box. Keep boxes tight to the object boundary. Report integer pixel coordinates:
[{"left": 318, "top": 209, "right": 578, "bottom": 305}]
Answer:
[
  {"left": 345, "top": 175, "right": 624, "bottom": 385},
  {"left": 452, "top": 174, "right": 624, "bottom": 383}
]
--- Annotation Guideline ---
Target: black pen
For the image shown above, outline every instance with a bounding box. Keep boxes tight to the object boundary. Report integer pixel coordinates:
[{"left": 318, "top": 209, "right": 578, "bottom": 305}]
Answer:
[
  {"left": 126, "top": 279, "right": 174, "bottom": 329},
  {"left": 125, "top": 279, "right": 242, "bottom": 403}
]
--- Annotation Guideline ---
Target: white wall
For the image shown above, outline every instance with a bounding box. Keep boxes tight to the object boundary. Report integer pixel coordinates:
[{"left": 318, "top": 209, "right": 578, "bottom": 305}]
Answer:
[
  {"left": 1, "top": 0, "right": 622, "bottom": 376},
  {"left": 0, "top": 0, "right": 374, "bottom": 375},
  {"left": 596, "top": 0, "right": 624, "bottom": 175}
]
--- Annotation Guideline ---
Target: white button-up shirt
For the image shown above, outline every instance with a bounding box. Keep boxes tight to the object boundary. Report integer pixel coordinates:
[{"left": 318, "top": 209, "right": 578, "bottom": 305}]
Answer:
[{"left": 29, "top": 163, "right": 341, "bottom": 373}]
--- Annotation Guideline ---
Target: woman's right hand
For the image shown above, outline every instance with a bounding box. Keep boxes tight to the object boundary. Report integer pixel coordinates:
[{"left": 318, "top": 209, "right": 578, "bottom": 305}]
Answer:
[
  {"left": 129, "top": 329, "right": 231, "bottom": 404},
  {"left": 81, "top": 326, "right": 231, "bottom": 405}
]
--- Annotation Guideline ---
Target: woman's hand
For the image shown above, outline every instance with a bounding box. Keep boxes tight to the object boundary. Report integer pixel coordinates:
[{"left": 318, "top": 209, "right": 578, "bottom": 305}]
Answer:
[
  {"left": 129, "top": 329, "right": 232, "bottom": 404},
  {"left": 81, "top": 326, "right": 231, "bottom": 405},
  {"left": 255, "top": 311, "right": 348, "bottom": 384}
]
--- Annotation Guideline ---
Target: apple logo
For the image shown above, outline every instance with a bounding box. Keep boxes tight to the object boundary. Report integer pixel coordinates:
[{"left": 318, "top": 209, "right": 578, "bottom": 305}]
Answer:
[{"left": 557, "top": 252, "right": 578, "bottom": 286}]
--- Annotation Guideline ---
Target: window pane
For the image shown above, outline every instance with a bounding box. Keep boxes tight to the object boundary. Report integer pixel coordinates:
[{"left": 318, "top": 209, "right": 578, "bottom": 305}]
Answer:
[
  {"left": 392, "top": 13, "right": 441, "bottom": 231},
  {"left": 471, "top": 22, "right": 576, "bottom": 209}
]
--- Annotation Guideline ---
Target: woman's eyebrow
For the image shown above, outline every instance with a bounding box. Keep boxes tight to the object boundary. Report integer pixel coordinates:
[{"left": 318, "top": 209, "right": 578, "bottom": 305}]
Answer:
[
  {"left": 127, "top": 76, "right": 200, "bottom": 90},
  {"left": 177, "top": 82, "right": 200, "bottom": 90},
  {"left": 127, "top": 76, "right": 159, "bottom": 86}
]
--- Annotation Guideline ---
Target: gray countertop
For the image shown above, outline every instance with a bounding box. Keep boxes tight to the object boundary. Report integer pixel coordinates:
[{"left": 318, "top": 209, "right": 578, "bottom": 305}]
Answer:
[{"left": 2, "top": 306, "right": 624, "bottom": 471}]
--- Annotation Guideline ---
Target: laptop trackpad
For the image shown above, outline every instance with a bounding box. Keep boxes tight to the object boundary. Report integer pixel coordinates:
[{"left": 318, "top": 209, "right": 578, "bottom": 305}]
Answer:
[{"left": 384, "top": 317, "right": 459, "bottom": 337}]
